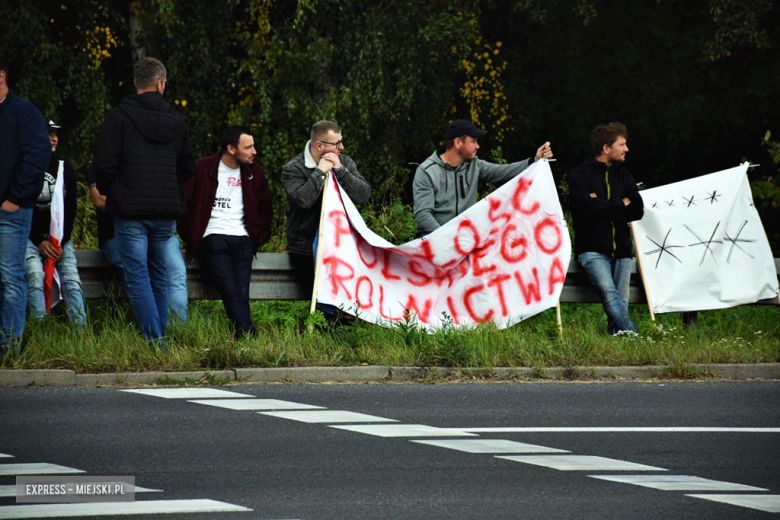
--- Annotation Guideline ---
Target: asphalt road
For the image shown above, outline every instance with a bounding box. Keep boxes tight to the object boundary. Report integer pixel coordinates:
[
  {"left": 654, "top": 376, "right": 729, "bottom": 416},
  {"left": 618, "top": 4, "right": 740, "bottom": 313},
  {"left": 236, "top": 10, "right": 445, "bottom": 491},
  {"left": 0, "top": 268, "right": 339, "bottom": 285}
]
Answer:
[{"left": 1, "top": 381, "right": 779, "bottom": 519}]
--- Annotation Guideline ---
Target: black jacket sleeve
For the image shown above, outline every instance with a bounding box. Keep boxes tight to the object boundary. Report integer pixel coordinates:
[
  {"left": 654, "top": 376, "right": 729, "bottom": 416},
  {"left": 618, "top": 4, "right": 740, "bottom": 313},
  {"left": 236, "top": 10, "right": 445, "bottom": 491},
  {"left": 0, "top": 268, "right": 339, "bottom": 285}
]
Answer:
[
  {"left": 9, "top": 102, "right": 50, "bottom": 206},
  {"left": 177, "top": 128, "right": 196, "bottom": 183},
  {"left": 569, "top": 169, "right": 643, "bottom": 222},
  {"left": 93, "top": 109, "right": 122, "bottom": 196}
]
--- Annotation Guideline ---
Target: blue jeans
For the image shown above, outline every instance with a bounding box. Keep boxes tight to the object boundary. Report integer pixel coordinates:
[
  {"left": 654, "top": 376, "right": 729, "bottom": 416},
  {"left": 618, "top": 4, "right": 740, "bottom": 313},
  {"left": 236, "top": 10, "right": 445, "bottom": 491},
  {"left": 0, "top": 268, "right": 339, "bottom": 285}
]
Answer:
[
  {"left": 114, "top": 218, "right": 176, "bottom": 343},
  {"left": 102, "top": 234, "right": 188, "bottom": 323},
  {"left": 578, "top": 252, "right": 637, "bottom": 335},
  {"left": 0, "top": 207, "right": 33, "bottom": 347},
  {"left": 312, "top": 232, "right": 338, "bottom": 316},
  {"left": 25, "top": 239, "right": 87, "bottom": 328}
]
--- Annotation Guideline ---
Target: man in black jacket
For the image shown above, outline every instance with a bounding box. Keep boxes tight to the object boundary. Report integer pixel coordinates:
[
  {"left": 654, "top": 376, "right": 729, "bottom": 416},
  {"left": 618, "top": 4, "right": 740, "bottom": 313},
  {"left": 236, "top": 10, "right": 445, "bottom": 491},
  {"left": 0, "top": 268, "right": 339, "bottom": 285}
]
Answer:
[
  {"left": 93, "top": 57, "right": 196, "bottom": 349},
  {"left": 0, "top": 56, "right": 50, "bottom": 353},
  {"left": 281, "top": 121, "right": 371, "bottom": 296},
  {"left": 569, "top": 122, "right": 644, "bottom": 334}
]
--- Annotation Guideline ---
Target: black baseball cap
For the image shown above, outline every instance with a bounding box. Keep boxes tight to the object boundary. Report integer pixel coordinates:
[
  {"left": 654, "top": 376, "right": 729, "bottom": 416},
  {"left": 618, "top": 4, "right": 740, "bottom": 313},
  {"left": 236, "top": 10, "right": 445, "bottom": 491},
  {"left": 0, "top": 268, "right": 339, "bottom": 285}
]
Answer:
[
  {"left": 445, "top": 119, "right": 487, "bottom": 140},
  {"left": 46, "top": 119, "right": 61, "bottom": 133}
]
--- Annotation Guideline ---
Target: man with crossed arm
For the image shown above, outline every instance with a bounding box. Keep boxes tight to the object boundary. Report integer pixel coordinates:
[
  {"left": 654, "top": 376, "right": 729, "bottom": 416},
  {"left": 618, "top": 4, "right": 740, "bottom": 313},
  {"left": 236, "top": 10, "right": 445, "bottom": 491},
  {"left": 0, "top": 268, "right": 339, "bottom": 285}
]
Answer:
[{"left": 569, "top": 122, "right": 644, "bottom": 335}]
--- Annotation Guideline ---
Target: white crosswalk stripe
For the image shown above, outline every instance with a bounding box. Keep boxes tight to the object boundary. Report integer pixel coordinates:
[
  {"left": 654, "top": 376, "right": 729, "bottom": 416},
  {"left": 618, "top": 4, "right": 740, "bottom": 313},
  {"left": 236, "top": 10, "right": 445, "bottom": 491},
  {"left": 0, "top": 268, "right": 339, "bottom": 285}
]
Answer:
[
  {"left": 0, "top": 464, "right": 84, "bottom": 476},
  {"left": 0, "top": 499, "right": 251, "bottom": 518},
  {"left": 120, "top": 388, "right": 252, "bottom": 399},
  {"left": 496, "top": 455, "right": 666, "bottom": 471},
  {"left": 330, "top": 424, "right": 477, "bottom": 437},
  {"left": 0, "top": 455, "right": 13, "bottom": 459},
  {"left": 188, "top": 398, "right": 325, "bottom": 410},
  {"left": 589, "top": 474, "right": 767, "bottom": 491},
  {"left": 412, "top": 439, "right": 570, "bottom": 454},
  {"left": 259, "top": 410, "right": 396, "bottom": 423},
  {"left": 687, "top": 494, "right": 780, "bottom": 513}
]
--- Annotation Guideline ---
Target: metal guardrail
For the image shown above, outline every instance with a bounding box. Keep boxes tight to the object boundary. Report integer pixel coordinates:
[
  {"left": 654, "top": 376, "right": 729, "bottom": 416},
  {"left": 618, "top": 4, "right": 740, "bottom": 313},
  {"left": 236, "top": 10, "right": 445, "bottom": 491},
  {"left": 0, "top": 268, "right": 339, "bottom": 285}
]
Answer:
[{"left": 74, "top": 250, "right": 780, "bottom": 307}]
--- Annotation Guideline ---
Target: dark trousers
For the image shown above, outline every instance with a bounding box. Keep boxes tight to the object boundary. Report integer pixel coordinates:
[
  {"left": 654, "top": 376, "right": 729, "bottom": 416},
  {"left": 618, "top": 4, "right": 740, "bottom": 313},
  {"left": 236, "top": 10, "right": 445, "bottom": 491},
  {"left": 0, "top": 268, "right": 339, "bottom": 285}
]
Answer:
[
  {"left": 199, "top": 234, "right": 256, "bottom": 338},
  {"left": 288, "top": 252, "right": 315, "bottom": 296}
]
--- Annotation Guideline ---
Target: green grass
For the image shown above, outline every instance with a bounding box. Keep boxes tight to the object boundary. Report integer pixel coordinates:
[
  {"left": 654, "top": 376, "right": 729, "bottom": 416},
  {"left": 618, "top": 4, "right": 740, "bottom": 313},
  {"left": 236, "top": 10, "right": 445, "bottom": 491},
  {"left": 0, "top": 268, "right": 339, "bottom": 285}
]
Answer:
[{"left": 2, "top": 299, "right": 778, "bottom": 373}]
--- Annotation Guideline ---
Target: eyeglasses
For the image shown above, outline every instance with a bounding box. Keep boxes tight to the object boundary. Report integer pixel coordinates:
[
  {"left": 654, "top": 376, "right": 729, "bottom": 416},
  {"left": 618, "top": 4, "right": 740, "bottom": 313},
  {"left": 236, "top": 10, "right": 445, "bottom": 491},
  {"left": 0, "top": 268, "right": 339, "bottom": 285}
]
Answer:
[{"left": 319, "top": 139, "right": 344, "bottom": 147}]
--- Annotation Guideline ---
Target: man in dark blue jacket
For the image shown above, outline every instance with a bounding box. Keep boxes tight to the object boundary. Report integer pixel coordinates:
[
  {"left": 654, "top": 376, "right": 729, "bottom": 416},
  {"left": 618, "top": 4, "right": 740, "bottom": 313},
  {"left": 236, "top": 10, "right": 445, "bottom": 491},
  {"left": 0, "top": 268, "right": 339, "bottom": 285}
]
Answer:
[
  {"left": 93, "top": 57, "right": 195, "bottom": 350},
  {"left": 0, "top": 57, "right": 50, "bottom": 354},
  {"left": 569, "top": 122, "right": 644, "bottom": 335}
]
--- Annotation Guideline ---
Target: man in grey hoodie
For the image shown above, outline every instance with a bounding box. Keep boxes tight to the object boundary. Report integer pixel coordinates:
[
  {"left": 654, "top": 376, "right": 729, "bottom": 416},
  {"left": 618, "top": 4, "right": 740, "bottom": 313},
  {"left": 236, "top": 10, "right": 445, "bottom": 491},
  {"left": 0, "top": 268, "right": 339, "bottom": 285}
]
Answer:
[{"left": 413, "top": 119, "right": 552, "bottom": 237}]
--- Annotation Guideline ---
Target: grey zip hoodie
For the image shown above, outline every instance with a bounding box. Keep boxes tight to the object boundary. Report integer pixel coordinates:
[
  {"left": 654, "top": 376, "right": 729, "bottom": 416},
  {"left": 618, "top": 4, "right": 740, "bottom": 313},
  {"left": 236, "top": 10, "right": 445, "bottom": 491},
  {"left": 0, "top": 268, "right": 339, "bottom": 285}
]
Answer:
[{"left": 412, "top": 150, "right": 534, "bottom": 235}]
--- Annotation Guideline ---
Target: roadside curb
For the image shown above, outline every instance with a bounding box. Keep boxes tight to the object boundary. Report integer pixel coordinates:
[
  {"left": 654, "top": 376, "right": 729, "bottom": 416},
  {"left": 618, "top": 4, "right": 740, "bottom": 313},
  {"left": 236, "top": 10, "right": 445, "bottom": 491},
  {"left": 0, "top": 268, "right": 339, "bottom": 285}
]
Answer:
[{"left": 1, "top": 363, "right": 779, "bottom": 387}]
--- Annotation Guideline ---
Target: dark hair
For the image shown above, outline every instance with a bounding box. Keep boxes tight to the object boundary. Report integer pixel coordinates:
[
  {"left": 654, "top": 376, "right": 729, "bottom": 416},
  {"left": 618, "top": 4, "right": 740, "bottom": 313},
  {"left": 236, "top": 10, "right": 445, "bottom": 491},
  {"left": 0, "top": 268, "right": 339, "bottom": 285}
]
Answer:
[
  {"left": 444, "top": 135, "right": 468, "bottom": 150},
  {"left": 0, "top": 56, "right": 9, "bottom": 77},
  {"left": 591, "top": 122, "right": 628, "bottom": 156},
  {"left": 134, "top": 57, "right": 167, "bottom": 90},
  {"left": 221, "top": 125, "right": 252, "bottom": 153},
  {"left": 310, "top": 120, "right": 342, "bottom": 144}
]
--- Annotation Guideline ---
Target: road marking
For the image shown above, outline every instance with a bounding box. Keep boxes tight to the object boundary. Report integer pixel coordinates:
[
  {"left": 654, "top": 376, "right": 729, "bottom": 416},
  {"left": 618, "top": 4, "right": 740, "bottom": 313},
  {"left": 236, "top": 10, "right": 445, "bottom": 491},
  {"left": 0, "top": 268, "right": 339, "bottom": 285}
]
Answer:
[
  {"left": 188, "top": 398, "right": 325, "bottom": 411},
  {"left": 590, "top": 475, "right": 768, "bottom": 491},
  {"left": 453, "top": 427, "right": 780, "bottom": 433},
  {"left": 258, "top": 410, "right": 397, "bottom": 423},
  {"left": 687, "top": 494, "right": 780, "bottom": 513},
  {"left": 121, "top": 389, "right": 252, "bottom": 399},
  {"left": 0, "top": 485, "right": 161, "bottom": 498},
  {"left": 0, "top": 464, "right": 85, "bottom": 476},
  {"left": 0, "top": 499, "right": 251, "bottom": 518},
  {"left": 496, "top": 455, "right": 667, "bottom": 471},
  {"left": 411, "top": 439, "right": 570, "bottom": 454},
  {"left": 330, "top": 424, "right": 478, "bottom": 437},
  {"left": 0, "top": 454, "right": 12, "bottom": 458}
]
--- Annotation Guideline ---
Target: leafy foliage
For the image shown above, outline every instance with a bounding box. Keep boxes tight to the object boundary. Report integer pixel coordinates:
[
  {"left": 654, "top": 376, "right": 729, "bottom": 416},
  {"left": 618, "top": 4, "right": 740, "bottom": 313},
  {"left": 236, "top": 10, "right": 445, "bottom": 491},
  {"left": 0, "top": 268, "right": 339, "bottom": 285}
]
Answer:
[{"left": 1, "top": 0, "right": 778, "bottom": 253}]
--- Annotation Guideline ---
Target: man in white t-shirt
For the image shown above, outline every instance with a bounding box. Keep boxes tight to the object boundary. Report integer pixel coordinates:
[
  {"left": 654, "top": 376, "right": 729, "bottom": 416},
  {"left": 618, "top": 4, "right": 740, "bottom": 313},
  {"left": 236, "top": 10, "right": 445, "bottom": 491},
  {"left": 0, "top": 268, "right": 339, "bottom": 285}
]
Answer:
[{"left": 179, "top": 126, "right": 273, "bottom": 338}]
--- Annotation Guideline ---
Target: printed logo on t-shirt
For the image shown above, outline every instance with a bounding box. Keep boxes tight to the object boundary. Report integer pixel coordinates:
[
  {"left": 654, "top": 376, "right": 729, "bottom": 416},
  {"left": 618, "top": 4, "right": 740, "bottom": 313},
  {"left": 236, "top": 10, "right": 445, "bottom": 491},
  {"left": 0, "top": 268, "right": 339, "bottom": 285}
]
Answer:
[
  {"left": 213, "top": 197, "right": 232, "bottom": 209},
  {"left": 227, "top": 177, "right": 242, "bottom": 187}
]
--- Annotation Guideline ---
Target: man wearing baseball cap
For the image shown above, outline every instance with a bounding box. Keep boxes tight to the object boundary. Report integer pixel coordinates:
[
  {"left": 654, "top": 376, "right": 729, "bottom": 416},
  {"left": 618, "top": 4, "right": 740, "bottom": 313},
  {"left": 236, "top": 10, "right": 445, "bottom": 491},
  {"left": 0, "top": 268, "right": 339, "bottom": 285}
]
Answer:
[{"left": 413, "top": 119, "right": 552, "bottom": 236}]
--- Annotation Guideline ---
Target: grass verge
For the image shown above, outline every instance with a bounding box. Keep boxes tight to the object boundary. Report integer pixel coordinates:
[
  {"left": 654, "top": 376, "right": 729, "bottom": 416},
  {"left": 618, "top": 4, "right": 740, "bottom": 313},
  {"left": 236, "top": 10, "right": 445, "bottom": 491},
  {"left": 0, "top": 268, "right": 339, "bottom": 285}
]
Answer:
[{"left": 1, "top": 300, "right": 778, "bottom": 372}]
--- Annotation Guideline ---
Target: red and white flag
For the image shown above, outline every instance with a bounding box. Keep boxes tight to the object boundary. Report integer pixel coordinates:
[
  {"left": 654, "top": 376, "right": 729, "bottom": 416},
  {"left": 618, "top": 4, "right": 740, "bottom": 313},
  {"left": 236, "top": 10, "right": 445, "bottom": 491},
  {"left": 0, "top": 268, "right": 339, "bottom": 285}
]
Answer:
[{"left": 43, "top": 160, "right": 65, "bottom": 312}]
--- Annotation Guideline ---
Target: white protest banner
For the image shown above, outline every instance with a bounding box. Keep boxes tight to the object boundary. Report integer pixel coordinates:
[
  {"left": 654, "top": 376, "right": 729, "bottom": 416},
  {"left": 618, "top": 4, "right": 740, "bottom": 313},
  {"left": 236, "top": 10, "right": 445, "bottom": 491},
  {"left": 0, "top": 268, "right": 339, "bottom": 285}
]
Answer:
[
  {"left": 315, "top": 160, "right": 571, "bottom": 331},
  {"left": 632, "top": 163, "right": 779, "bottom": 314}
]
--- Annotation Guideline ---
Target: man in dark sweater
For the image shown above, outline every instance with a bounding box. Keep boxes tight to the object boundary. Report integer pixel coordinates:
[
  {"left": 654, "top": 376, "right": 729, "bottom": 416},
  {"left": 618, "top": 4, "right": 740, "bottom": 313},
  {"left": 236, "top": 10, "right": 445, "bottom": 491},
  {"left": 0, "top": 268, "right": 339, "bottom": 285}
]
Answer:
[
  {"left": 281, "top": 121, "right": 371, "bottom": 296},
  {"left": 25, "top": 119, "right": 86, "bottom": 327},
  {"left": 93, "top": 57, "right": 196, "bottom": 349},
  {"left": 0, "top": 57, "right": 50, "bottom": 353},
  {"left": 569, "top": 122, "right": 644, "bottom": 334},
  {"left": 179, "top": 126, "right": 273, "bottom": 338}
]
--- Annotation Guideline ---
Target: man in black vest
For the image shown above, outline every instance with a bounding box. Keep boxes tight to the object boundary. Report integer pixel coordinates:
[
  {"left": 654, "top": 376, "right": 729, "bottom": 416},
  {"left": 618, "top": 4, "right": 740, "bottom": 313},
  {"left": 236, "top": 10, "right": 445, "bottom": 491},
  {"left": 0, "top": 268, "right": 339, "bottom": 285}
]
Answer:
[{"left": 94, "top": 57, "right": 196, "bottom": 350}]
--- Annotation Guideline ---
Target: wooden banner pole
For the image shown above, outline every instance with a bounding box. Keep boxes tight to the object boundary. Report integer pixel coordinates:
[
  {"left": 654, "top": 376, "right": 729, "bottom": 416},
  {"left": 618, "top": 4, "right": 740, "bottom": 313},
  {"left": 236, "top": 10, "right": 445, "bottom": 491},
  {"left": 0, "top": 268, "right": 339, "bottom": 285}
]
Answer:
[
  {"left": 309, "top": 173, "right": 331, "bottom": 324},
  {"left": 556, "top": 302, "right": 563, "bottom": 340},
  {"left": 630, "top": 221, "right": 655, "bottom": 322}
]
